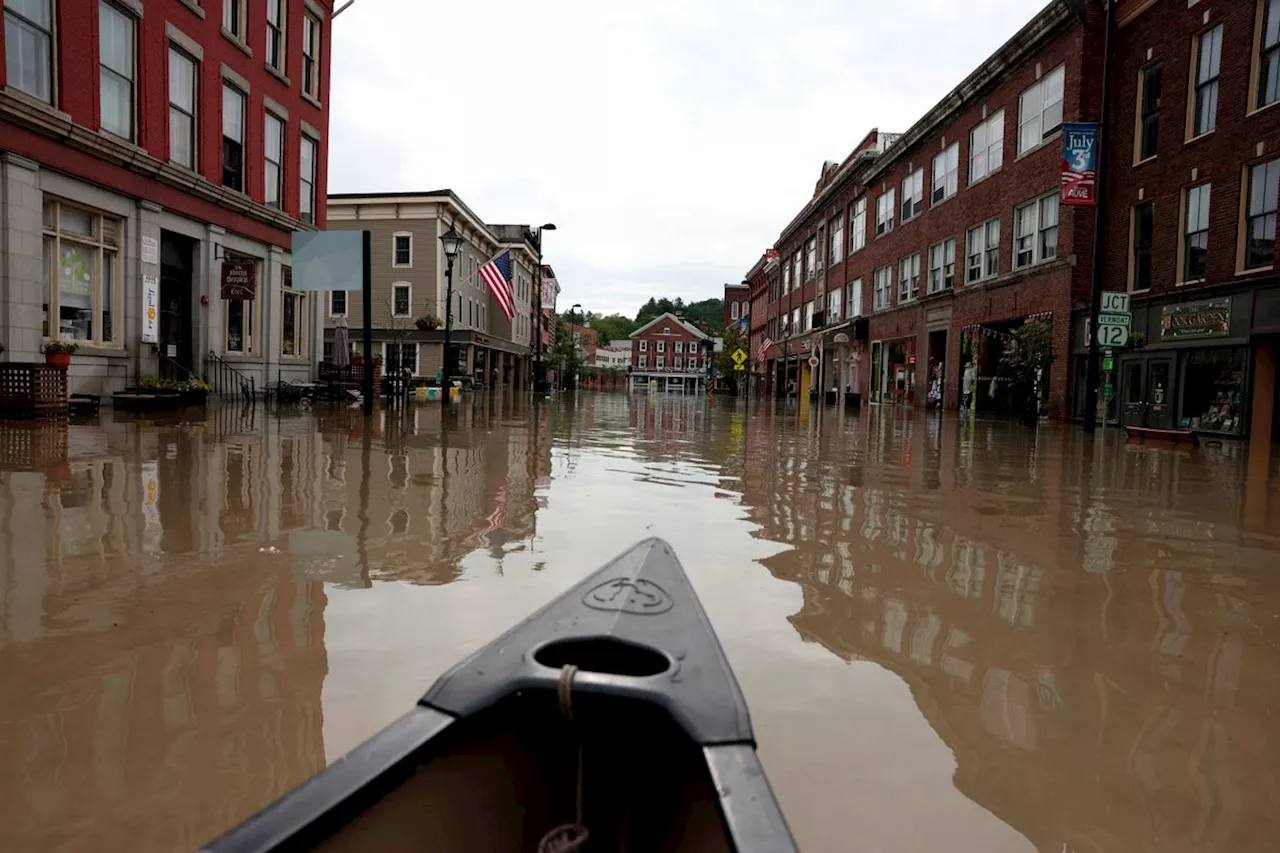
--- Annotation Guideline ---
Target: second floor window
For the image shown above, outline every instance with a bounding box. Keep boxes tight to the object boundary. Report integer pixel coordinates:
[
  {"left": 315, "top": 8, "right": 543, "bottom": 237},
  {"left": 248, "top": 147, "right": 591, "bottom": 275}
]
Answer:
[
  {"left": 901, "top": 168, "right": 923, "bottom": 221},
  {"left": 99, "top": 2, "right": 135, "bottom": 141},
  {"left": 222, "top": 84, "right": 245, "bottom": 191},
  {"left": 1182, "top": 183, "right": 1211, "bottom": 282},
  {"left": 929, "top": 238, "right": 956, "bottom": 293},
  {"left": 6, "top": 0, "right": 54, "bottom": 103},
  {"left": 898, "top": 253, "right": 921, "bottom": 302},
  {"left": 876, "top": 190, "right": 895, "bottom": 236},
  {"left": 168, "top": 48, "right": 197, "bottom": 169},
  {"left": 392, "top": 283, "right": 411, "bottom": 317},
  {"left": 849, "top": 197, "right": 867, "bottom": 253},
  {"left": 1014, "top": 195, "right": 1058, "bottom": 268},
  {"left": 300, "top": 136, "right": 317, "bottom": 223},
  {"left": 393, "top": 234, "right": 412, "bottom": 267},
  {"left": 1137, "top": 63, "right": 1162, "bottom": 162},
  {"left": 1018, "top": 65, "right": 1064, "bottom": 154},
  {"left": 656, "top": 340, "right": 665, "bottom": 353},
  {"left": 266, "top": 0, "right": 286, "bottom": 73},
  {"left": 1192, "top": 25, "right": 1223, "bottom": 138},
  {"left": 967, "top": 218, "right": 1001, "bottom": 283},
  {"left": 827, "top": 288, "right": 841, "bottom": 322},
  {"left": 330, "top": 290, "right": 347, "bottom": 316},
  {"left": 846, "top": 278, "right": 862, "bottom": 318},
  {"left": 1244, "top": 158, "right": 1280, "bottom": 270},
  {"left": 1131, "top": 202, "right": 1154, "bottom": 291},
  {"left": 264, "top": 112, "right": 284, "bottom": 208},
  {"left": 873, "top": 265, "right": 892, "bottom": 310}
]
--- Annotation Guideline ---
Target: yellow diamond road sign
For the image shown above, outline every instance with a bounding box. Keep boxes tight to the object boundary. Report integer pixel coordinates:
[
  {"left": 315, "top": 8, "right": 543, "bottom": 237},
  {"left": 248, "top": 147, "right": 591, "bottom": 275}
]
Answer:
[{"left": 731, "top": 348, "right": 747, "bottom": 366}]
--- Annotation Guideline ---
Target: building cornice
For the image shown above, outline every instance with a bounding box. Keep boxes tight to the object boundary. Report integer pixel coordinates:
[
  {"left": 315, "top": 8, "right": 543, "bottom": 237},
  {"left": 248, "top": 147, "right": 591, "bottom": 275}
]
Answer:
[{"left": 0, "top": 87, "right": 314, "bottom": 235}]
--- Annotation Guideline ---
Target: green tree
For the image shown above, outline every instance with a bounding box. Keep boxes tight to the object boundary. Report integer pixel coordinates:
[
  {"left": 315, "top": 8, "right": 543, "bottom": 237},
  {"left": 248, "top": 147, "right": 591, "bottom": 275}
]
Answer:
[
  {"left": 714, "top": 324, "right": 747, "bottom": 391},
  {"left": 550, "top": 317, "right": 584, "bottom": 389},
  {"left": 1000, "top": 320, "right": 1054, "bottom": 424},
  {"left": 589, "top": 313, "right": 638, "bottom": 343}
]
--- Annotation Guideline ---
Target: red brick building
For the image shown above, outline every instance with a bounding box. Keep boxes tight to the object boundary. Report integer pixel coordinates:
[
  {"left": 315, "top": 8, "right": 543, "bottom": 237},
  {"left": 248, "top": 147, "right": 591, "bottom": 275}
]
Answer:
[
  {"left": 757, "top": 1, "right": 1103, "bottom": 415},
  {"left": 628, "top": 311, "right": 710, "bottom": 392},
  {"left": 1099, "top": 0, "right": 1280, "bottom": 440},
  {"left": 723, "top": 281, "right": 749, "bottom": 331},
  {"left": 1, "top": 0, "right": 333, "bottom": 395}
]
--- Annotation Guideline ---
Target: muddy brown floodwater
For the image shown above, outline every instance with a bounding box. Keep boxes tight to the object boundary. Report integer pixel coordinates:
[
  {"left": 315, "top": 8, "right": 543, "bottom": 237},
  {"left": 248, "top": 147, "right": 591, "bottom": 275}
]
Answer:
[{"left": 2, "top": 393, "right": 1279, "bottom": 852}]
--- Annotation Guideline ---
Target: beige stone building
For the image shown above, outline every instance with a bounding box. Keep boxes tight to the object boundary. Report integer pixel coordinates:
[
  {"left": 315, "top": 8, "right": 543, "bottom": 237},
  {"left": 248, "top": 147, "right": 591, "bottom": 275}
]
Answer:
[{"left": 324, "top": 191, "right": 540, "bottom": 387}]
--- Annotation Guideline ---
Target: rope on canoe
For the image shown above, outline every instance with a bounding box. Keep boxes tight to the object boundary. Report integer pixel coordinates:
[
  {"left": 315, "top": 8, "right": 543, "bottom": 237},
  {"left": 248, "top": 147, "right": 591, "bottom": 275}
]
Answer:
[{"left": 537, "top": 665, "right": 589, "bottom": 853}]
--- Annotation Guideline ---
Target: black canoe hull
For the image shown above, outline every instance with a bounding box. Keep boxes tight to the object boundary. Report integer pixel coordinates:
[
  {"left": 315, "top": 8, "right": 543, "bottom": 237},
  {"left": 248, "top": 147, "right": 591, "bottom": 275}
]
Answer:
[{"left": 200, "top": 539, "right": 797, "bottom": 852}]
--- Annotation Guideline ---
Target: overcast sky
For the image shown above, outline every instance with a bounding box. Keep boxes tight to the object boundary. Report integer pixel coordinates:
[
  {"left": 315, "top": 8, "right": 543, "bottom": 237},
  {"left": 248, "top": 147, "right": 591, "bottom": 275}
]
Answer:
[{"left": 329, "top": 0, "right": 1051, "bottom": 318}]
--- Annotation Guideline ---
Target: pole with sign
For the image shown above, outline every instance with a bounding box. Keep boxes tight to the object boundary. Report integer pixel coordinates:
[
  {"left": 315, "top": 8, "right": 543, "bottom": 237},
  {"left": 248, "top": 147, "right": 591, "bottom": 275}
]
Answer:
[{"left": 1095, "top": 291, "right": 1132, "bottom": 348}]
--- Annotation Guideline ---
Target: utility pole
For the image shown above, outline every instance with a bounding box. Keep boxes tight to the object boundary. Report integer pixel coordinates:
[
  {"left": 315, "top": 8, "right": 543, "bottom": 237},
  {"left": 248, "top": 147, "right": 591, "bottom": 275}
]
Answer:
[{"left": 1083, "top": 0, "right": 1116, "bottom": 434}]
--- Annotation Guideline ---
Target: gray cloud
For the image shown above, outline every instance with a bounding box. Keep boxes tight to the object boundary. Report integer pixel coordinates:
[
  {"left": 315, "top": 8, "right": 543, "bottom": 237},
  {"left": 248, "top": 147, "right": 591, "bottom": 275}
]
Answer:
[{"left": 329, "top": 0, "right": 1050, "bottom": 317}]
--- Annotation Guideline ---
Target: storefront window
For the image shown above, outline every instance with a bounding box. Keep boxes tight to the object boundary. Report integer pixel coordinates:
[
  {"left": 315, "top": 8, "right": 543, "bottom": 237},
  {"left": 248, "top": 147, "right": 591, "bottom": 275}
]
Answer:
[
  {"left": 223, "top": 253, "right": 259, "bottom": 355},
  {"left": 1182, "top": 348, "right": 1246, "bottom": 434},
  {"left": 281, "top": 267, "right": 306, "bottom": 357},
  {"left": 41, "top": 199, "right": 122, "bottom": 345}
]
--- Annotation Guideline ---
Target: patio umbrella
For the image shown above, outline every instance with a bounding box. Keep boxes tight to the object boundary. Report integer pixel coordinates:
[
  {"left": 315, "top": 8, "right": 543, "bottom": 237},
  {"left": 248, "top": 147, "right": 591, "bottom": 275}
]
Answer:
[{"left": 333, "top": 315, "right": 350, "bottom": 367}]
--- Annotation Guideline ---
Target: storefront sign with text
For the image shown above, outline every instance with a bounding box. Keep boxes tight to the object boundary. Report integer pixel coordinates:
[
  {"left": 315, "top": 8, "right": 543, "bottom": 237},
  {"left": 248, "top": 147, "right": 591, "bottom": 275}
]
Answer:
[
  {"left": 221, "top": 261, "right": 257, "bottom": 300},
  {"left": 1061, "top": 122, "right": 1098, "bottom": 205},
  {"left": 1160, "top": 298, "right": 1231, "bottom": 340}
]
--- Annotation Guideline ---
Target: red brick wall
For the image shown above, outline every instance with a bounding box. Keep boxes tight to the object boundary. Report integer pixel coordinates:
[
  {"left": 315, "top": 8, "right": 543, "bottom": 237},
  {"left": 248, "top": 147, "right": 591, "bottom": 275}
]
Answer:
[
  {"left": 0, "top": 0, "right": 332, "bottom": 237},
  {"left": 1104, "top": 0, "right": 1280, "bottom": 300},
  {"left": 723, "top": 285, "right": 749, "bottom": 330},
  {"left": 631, "top": 317, "right": 704, "bottom": 369}
]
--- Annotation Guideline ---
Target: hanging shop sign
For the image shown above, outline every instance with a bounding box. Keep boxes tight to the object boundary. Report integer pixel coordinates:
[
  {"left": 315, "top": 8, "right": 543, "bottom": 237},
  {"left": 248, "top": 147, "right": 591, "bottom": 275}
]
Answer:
[
  {"left": 1159, "top": 298, "right": 1231, "bottom": 340},
  {"left": 220, "top": 261, "right": 257, "bottom": 300},
  {"left": 1061, "top": 122, "right": 1098, "bottom": 205},
  {"left": 141, "top": 275, "right": 159, "bottom": 343}
]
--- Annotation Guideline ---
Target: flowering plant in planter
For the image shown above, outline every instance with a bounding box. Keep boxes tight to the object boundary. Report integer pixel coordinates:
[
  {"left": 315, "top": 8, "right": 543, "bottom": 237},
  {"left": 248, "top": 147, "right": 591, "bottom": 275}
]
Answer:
[
  {"left": 43, "top": 340, "right": 78, "bottom": 369},
  {"left": 415, "top": 314, "right": 443, "bottom": 331}
]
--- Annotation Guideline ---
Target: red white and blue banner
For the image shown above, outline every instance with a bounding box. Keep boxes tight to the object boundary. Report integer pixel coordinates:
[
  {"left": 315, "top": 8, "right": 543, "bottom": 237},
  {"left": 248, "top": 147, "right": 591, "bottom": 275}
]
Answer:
[{"left": 1061, "top": 122, "right": 1098, "bottom": 206}]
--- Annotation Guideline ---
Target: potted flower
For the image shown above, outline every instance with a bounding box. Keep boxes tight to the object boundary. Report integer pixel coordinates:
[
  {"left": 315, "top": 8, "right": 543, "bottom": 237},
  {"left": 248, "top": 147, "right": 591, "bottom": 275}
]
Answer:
[
  {"left": 43, "top": 340, "right": 78, "bottom": 369},
  {"left": 415, "top": 314, "right": 442, "bottom": 331}
]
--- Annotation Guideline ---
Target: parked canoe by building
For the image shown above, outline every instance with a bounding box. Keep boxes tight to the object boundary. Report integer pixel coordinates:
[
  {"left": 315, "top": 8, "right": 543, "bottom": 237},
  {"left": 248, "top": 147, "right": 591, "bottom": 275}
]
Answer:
[{"left": 199, "top": 538, "right": 796, "bottom": 853}]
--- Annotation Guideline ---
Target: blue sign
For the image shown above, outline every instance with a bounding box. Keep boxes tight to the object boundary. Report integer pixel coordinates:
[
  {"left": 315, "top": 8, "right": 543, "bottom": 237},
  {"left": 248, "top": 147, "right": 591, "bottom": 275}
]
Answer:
[
  {"left": 1061, "top": 122, "right": 1098, "bottom": 206},
  {"left": 291, "top": 230, "right": 365, "bottom": 291}
]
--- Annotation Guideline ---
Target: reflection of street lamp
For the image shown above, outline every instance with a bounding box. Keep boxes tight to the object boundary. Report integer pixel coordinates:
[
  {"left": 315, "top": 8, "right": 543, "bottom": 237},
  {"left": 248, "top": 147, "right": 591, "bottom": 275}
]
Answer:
[
  {"left": 533, "top": 224, "right": 556, "bottom": 393},
  {"left": 439, "top": 225, "right": 463, "bottom": 409}
]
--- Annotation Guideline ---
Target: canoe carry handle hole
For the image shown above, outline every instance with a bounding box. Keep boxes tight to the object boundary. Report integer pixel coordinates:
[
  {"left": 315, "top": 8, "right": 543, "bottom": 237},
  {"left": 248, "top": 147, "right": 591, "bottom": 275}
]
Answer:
[{"left": 534, "top": 637, "right": 670, "bottom": 678}]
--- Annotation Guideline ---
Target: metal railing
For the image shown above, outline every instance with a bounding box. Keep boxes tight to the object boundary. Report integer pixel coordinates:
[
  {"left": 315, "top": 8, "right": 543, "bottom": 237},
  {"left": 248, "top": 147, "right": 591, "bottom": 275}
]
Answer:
[{"left": 204, "top": 353, "right": 256, "bottom": 401}]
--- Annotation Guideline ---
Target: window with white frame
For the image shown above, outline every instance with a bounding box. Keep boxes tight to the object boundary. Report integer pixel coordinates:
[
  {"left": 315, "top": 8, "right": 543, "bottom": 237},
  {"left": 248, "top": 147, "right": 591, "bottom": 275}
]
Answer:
[
  {"left": 1191, "top": 25, "right": 1223, "bottom": 138},
  {"left": 849, "top": 197, "right": 867, "bottom": 254},
  {"left": 656, "top": 355, "right": 665, "bottom": 369},
  {"left": 782, "top": 258, "right": 791, "bottom": 293},
  {"left": 928, "top": 237, "right": 957, "bottom": 292},
  {"left": 1258, "top": 0, "right": 1280, "bottom": 109},
  {"left": 264, "top": 111, "right": 284, "bottom": 208},
  {"left": 898, "top": 253, "right": 921, "bottom": 302},
  {"left": 932, "top": 143, "right": 959, "bottom": 203},
  {"left": 1136, "top": 62, "right": 1162, "bottom": 162},
  {"left": 1182, "top": 183, "right": 1211, "bottom": 281},
  {"left": 1014, "top": 194, "right": 1059, "bottom": 268},
  {"left": 657, "top": 340, "right": 665, "bottom": 353},
  {"left": 873, "top": 266, "right": 892, "bottom": 310},
  {"left": 805, "top": 238, "right": 816, "bottom": 279},
  {"left": 805, "top": 301, "right": 815, "bottom": 331},
  {"left": 168, "top": 47, "right": 197, "bottom": 169},
  {"left": 392, "top": 283, "right": 411, "bottom": 317},
  {"left": 386, "top": 341, "right": 417, "bottom": 375},
  {"left": 876, "top": 189, "right": 895, "bottom": 236},
  {"left": 222, "top": 83, "right": 245, "bottom": 191},
  {"left": 1018, "top": 65, "right": 1065, "bottom": 154},
  {"left": 639, "top": 339, "right": 648, "bottom": 352},
  {"left": 638, "top": 355, "right": 648, "bottom": 368},
  {"left": 970, "top": 110, "right": 1004, "bottom": 183},
  {"left": 393, "top": 233, "right": 412, "bottom": 267},
  {"left": 901, "top": 168, "right": 923, "bottom": 221},
  {"left": 99, "top": 1, "right": 135, "bottom": 141},
  {"left": 41, "top": 199, "right": 124, "bottom": 347},
  {"left": 674, "top": 356, "right": 683, "bottom": 370},
  {"left": 300, "top": 135, "right": 317, "bottom": 224},
  {"left": 281, "top": 267, "right": 307, "bottom": 357},
  {"left": 827, "top": 288, "right": 842, "bottom": 323},
  {"left": 266, "top": 0, "right": 286, "bottom": 74},
  {"left": 1244, "top": 157, "right": 1280, "bottom": 270},
  {"left": 731, "top": 302, "right": 739, "bottom": 320},
  {"left": 302, "top": 11, "right": 321, "bottom": 98},
  {"left": 829, "top": 215, "right": 844, "bottom": 265},
  {"left": 675, "top": 341, "right": 684, "bottom": 353},
  {"left": 791, "top": 307, "right": 800, "bottom": 333},
  {"left": 330, "top": 290, "right": 347, "bottom": 316},
  {"left": 222, "top": 251, "right": 259, "bottom": 354},
  {"left": 846, "top": 278, "right": 863, "bottom": 317},
  {"left": 967, "top": 218, "right": 1001, "bottom": 282},
  {"left": 223, "top": 0, "right": 246, "bottom": 40},
  {"left": 5, "top": 0, "right": 54, "bottom": 103}
]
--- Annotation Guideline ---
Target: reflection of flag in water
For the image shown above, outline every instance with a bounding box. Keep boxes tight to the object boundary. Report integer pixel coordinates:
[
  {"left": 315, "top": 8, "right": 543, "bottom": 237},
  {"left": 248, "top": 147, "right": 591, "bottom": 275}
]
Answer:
[
  {"left": 755, "top": 334, "right": 773, "bottom": 362},
  {"left": 474, "top": 480, "right": 510, "bottom": 544}
]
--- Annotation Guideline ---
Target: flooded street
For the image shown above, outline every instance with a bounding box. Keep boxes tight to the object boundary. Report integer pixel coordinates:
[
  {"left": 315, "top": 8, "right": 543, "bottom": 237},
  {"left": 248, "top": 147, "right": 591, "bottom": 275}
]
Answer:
[{"left": 2, "top": 394, "right": 1280, "bottom": 853}]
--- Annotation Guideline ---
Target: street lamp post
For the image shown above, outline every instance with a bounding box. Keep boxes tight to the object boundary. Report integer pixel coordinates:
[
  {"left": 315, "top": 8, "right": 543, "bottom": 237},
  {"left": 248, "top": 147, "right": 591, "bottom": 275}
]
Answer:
[
  {"left": 533, "top": 223, "right": 556, "bottom": 395},
  {"left": 439, "top": 225, "right": 463, "bottom": 410}
]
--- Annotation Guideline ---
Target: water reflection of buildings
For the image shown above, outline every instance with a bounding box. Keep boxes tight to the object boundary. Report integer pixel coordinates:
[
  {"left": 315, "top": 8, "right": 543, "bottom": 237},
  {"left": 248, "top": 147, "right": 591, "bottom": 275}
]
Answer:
[
  {"left": 0, "top": 394, "right": 550, "bottom": 850},
  {"left": 735, "top": 409, "right": 1279, "bottom": 853}
]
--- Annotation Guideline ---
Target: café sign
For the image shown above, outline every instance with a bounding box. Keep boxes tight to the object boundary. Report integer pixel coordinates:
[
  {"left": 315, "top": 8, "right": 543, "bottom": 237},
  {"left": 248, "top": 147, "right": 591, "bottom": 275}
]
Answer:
[
  {"left": 221, "top": 261, "right": 257, "bottom": 300},
  {"left": 1159, "top": 297, "right": 1231, "bottom": 340}
]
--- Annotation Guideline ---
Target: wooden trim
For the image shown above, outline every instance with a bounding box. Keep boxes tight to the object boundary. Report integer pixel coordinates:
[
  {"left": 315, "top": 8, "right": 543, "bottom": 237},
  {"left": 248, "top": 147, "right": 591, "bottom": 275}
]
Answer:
[
  {"left": 1117, "top": 0, "right": 1158, "bottom": 29},
  {"left": 1236, "top": 154, "right": 1280, "bottom": 273}
]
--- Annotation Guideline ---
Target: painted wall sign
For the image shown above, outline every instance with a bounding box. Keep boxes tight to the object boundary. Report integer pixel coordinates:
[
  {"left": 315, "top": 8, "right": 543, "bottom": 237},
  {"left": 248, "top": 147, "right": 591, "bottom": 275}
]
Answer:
[
  {"left": 141, "top": 275, "right": 159, "bottom": 343},
  {"left": 1159, "top": 297, "right": 1231, "bottom": 340},
  {"left": 1061, "top": 122, "right": 1098, "bottom": 205},
  {"left": 221, "top": 261, "right": 257, "bottom": 300},
  {"left": 141, "top": 235, "right": 158, "bottom": 265}
]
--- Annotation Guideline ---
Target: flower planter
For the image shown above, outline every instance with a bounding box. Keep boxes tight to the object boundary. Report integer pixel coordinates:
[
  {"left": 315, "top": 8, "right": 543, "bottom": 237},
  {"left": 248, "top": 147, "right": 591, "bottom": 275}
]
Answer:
[{"left": 44, "top": 351, "right": 71, "bottom": 370}]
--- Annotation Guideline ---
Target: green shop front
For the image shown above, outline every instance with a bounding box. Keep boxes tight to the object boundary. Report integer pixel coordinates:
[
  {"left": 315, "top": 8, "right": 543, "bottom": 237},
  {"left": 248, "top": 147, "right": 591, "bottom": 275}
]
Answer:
[{"left": 1114, "top": 289, "right": 1280, "bottom": 438}]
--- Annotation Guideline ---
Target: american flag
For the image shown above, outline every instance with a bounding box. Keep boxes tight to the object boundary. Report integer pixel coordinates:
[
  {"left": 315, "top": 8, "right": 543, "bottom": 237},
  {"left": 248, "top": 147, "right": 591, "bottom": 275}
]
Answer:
[
  {"left": 479, "top": 250, "right": 517, "bottom": 321},
  {"left": 755, "top": 334, "right": 773, "bottom": 362}
]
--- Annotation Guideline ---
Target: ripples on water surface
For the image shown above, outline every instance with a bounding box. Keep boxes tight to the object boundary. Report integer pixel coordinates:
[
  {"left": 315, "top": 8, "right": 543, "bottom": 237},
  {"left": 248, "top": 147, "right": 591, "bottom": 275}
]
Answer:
[{"left": 1, "top": 393, "right": 1279, "bottom": 852}]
